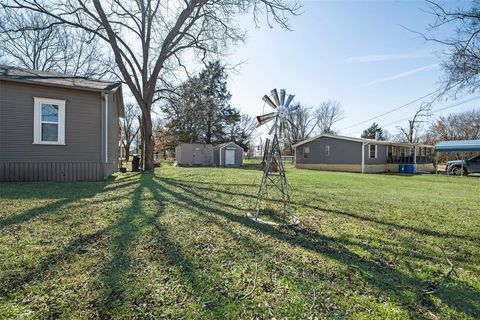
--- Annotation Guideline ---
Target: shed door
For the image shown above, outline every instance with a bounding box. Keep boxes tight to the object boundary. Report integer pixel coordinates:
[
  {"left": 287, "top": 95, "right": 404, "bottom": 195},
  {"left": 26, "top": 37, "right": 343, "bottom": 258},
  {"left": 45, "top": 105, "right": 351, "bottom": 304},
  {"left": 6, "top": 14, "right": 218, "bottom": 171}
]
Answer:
[
  {"left": 225, "top": 149, "right": 235, "bottom": 165},
  {"left": 193, "top": 147, "right": 202, "bottom": 165}
]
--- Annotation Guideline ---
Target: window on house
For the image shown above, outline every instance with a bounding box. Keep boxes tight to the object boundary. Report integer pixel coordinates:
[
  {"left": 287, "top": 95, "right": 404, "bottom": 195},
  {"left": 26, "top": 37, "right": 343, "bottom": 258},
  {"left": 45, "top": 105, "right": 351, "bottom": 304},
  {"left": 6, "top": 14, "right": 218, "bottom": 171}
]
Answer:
[
  {"left": 303, "top": 146, "right": 310, "bottom": 158},
  {"left": 369, "top": 144, "right": 377, "bottom": 159},
  {"left": 325, "top": 145, "right": 330, "bottom": 156},
  {"left": 33, "top": 97, "right": 66, "bottom": 145}
]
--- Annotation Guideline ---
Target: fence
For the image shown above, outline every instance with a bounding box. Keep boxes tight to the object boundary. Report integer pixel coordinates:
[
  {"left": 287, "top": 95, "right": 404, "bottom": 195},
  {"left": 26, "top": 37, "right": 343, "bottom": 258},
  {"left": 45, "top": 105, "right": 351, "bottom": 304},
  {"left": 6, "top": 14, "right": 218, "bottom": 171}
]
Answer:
[
  {"left": 249, "top": 155, "right": 295, "bottom": 163},
  {"left": 0, "top": 161, "right": 106, "bottom": 182}
]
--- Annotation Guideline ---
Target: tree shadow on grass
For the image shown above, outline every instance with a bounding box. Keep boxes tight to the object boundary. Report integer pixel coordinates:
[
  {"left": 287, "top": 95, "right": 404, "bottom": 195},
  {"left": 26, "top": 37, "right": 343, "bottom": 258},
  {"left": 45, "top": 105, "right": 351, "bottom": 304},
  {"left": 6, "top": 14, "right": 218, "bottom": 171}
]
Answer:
[
  {"left": 161, "top": 178, "right": 479, "bottom": 271},
  {"left": 163, "top": 177, "right": 480, "bottom": 243},
  {"left": 0, "top": 179, "right": 139, "bottom": 230},
  {"left": 97, "top": 172, "right": 266, "bottom": 318},
  {"left": 155, "top": 177, "right": 480, "bottom": 319},
  {"left": 97, "top": 173, "right": 163, "bottom": 317},
  {"left": 0, "top": 176, "right": 142, "bottom": 310},
  {"left": 0, "top": 227, "right": 111, "bottom": 296}
]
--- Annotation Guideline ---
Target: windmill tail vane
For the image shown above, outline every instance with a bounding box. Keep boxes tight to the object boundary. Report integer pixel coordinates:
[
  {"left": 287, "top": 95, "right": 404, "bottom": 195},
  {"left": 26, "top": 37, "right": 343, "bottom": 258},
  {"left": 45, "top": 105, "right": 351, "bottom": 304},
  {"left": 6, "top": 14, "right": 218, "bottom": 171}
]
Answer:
[{"left": 247, "top": 88, "right": 300, "bottom": 226}]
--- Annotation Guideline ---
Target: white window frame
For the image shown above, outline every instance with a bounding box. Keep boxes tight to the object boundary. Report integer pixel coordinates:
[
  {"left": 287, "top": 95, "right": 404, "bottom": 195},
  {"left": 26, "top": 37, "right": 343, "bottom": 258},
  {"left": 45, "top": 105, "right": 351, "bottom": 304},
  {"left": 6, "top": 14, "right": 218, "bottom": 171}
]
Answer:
[
  {"left": 369, "top": 144, "right": 377, "bottom": 159},
  {"left": 33, "top": 97, "right": 66, "bottom": 145},
  {"left": 325, "top": 145, "right": 330, "bottom": 156}
]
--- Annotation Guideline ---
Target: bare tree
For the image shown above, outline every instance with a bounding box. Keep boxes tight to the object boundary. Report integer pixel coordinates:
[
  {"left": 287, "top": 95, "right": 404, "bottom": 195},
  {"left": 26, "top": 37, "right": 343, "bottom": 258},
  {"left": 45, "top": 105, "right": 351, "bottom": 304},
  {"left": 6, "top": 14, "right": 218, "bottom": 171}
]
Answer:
[
  {"left": 423, "top": 1, "right": 480, "bottom": 95},
  {"left": 285, "top": 103, "right": 314, "bottom": 154},
  {"left": 310, "top": 100, "right": 345, "bottom": 135},
  {"left": 0, "top": 10, "right": 109, "bottom": 77},
  {"left": 120, "top": 103, "right": 140, "bottom": 163},
  {"left": 426, "top": 109, "right": 480, "bottom": 143},
  {"left": 397, "top": 102, "right": 432, "bottom": 143},
  {"left": 2, "top": 0, "right": 300, "bottom": 170},
  {"left": 227, "top": 113, "right": 258, "bottom": 151}
]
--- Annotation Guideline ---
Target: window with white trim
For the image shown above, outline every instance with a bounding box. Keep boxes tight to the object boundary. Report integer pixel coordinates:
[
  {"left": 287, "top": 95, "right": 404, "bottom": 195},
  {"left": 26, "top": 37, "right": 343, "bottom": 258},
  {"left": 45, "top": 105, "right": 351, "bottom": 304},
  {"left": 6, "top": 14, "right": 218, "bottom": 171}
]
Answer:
[
  {"left": 33, "top": 97, "right": 66, "bottom": 145},
  {"left": 303, "top": 146, "right": 310, "bottom": 158},
  {"left": 369, "top": 144, "right": 377, "bottom": 159},
  {"left": 325, "top": 145, "right": 330, "bottom": 156}
]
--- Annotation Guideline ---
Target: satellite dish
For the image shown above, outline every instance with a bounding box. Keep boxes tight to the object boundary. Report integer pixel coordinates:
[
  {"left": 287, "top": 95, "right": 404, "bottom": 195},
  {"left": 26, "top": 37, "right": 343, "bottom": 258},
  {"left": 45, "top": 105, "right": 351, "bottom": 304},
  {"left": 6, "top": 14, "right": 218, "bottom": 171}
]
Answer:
[{"left": 247, "top": 88, "right": 300, "bottom": 226}]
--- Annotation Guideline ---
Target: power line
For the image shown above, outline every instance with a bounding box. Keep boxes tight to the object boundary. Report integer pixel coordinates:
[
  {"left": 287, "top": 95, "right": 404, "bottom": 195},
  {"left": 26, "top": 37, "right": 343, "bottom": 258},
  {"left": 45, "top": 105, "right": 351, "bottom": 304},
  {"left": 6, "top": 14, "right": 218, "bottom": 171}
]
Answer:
[
  {"left": 339, "top": 88, "right": 444, "bottom": 132},
  {"left": 345, "top": 95, "right": 480, "bottom": 135}
]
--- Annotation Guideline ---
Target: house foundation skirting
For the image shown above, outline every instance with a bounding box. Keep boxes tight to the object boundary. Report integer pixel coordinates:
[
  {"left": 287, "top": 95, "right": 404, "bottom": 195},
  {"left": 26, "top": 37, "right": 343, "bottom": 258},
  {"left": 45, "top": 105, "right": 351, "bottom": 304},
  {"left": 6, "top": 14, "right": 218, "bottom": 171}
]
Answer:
[
  {"left": 295, "top": 163, "right": 362, "bottom": 172},
  {"left": 295, "top": 163, "right": 435, "bottom": 173},
  {"left": 0, "top": 161, "right": 108, "bottom": 182}
]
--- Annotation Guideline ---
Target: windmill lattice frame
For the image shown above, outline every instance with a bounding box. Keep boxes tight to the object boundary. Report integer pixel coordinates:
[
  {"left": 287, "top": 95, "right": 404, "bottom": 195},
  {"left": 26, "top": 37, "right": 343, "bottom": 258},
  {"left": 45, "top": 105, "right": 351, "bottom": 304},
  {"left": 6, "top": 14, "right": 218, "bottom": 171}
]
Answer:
[{"left": 247, "top": 89, "right": 300, "bottom": 226}]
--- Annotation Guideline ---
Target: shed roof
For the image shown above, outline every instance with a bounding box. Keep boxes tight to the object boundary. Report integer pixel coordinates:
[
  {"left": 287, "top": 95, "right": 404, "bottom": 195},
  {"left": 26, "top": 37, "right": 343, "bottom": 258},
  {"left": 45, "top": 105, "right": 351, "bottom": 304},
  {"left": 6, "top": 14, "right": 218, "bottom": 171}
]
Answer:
[
  {"left": 177, "top": 143, "right": 213, "bottom": 147},
  {"left": 213, "top": 141, "right": 244, "bottom": 150},
  {"left": 0, "top": 65, "right": 121, "bottom": 93},
  {"left": 435, "top": 139, "right": 480, "bottom": 152}
]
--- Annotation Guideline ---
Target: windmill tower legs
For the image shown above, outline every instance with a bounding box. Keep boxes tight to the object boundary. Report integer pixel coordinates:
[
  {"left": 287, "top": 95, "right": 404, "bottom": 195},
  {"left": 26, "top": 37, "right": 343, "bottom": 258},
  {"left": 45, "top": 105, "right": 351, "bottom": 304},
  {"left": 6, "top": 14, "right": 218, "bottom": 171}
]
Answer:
[{"left": 249, "top": 133, "right": 299, "bottom": 226}]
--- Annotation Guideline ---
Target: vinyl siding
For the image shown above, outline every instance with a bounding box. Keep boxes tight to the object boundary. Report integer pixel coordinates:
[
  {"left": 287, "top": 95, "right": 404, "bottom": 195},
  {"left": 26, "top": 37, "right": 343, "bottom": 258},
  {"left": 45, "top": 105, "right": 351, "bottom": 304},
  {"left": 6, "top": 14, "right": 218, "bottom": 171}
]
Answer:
[
  {"left": 104, "top": 92, "right": 119, "bottom": 176},
  {"left": 295, "top": 137, "right": 362, "bottom": 165},
  {"left": 364, "top": 143, "right": 387, "bottom": 165},
  {"left": 175, "top": 143, "right": 213, "bottom": 166},
  {"left": 0, "top": 80, "right": 102, "bottom": 161}
]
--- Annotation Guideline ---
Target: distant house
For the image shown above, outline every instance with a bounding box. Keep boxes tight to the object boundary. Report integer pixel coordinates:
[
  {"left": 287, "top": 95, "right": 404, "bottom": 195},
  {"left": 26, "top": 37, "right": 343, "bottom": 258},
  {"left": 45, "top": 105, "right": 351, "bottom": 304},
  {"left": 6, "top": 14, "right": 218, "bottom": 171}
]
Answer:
[
  {"left": 213, "top": 142, "right": 244, "bottom": 167},
  {"left": 175, "top": 143, "right": 214, "bottom": 166},
  {"left": 0, "top": 65, "right": 124, "bottom": 181},
  {"left": 293, "top": 134, "right": 435, "bottom": 173},
  {"left": 175, "top": 142, "right": 244, "bottom": 167}
]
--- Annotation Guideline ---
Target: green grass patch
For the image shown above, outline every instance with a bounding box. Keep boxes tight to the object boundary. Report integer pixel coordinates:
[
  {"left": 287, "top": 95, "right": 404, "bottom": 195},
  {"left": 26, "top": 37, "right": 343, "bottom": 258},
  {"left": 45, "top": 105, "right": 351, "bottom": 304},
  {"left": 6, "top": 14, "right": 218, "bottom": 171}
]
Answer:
[{"left": 0, "top": 162, "right": 479, "bottom": 319}]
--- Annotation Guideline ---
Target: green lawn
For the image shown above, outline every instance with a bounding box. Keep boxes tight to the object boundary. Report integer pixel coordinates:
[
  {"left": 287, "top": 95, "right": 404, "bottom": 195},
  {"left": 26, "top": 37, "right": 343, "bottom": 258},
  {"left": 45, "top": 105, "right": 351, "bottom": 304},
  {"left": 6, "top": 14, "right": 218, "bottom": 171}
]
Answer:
[{"left": 0, "top": 162, "right": 479, "bottom": 319}]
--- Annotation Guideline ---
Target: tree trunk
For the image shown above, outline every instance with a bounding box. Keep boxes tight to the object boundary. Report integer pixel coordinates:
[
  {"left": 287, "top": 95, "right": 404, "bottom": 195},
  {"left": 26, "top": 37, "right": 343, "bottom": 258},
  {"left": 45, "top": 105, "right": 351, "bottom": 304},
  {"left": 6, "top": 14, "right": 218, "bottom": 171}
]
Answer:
[
  {"left": 143, "top": 112, "right": 155, "bottom": 170},
  {"left": 138, "top": 115, "right": 144, "bottom": 170},
  {"left": 125, "top": 144, "right": 130, "bottom": 164}
]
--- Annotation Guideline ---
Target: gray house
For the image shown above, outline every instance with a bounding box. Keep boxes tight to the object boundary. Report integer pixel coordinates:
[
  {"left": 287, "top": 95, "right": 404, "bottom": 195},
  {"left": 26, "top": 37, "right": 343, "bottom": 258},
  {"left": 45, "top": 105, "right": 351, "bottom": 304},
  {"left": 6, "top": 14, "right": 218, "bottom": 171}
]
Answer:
[
  {"left": 175, "top": 143, "right": 214, "bottom": 166},
  {"left": 0, "top": 65, "right": 124, "bottom": 181},
  {"left": 213, "top": 142, "right": 244, "bottom": 167},
  {"left": 293, "top": 134, "right": 435, "bottom": 173}
]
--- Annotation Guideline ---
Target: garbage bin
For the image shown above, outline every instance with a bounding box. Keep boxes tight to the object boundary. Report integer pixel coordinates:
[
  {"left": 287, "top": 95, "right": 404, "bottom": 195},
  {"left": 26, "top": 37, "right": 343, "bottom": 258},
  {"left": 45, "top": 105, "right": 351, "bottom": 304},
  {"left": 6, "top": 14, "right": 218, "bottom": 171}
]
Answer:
[
  {"left": 399, "top": 164, "right": 406, "bottom": 174},
  {"left": 405, "top": 164, "right": 416, "bottom": 174},
  {"left": 132, "top": 155, "right": 141, "bottom": 172}
]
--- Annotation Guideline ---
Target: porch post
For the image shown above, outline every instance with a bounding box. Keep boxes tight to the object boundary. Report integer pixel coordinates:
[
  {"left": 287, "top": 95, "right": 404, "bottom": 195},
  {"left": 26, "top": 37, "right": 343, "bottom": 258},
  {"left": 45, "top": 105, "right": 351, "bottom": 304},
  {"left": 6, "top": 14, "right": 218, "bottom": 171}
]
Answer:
[
  {"left": 413, "top": 145, "right": 417, "bottom": 173},
  {"left": 461, "top": 153, "right": 464, "bottom": 176},
  {"left": 361, "top": 142, "right": 365, "bottom": 174}
]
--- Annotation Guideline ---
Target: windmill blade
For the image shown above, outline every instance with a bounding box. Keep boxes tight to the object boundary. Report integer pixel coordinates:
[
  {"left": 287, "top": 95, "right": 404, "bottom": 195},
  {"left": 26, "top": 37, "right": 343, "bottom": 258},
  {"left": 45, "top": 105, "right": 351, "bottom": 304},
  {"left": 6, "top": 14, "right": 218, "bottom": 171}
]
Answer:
[
  {"left": 256, "top": 112, "right": 275, "bottom": 126},
  {"left": 284, "top": 94, "right": 295, "bottom": 109},
  {"left": 288, "top": 104, "right": 300, "bottom": 113},
  {"left": 257, "top": 117, "right": 274, "bottom": 128},
  {"left": 262, "top": 95, "right": 277, "bottom": 109},
  {"left": 280, "top": 89, "right": 286, "bottom": 106},
  {"left": 271, "top": 89, "right": 280, "bottom": 106}
]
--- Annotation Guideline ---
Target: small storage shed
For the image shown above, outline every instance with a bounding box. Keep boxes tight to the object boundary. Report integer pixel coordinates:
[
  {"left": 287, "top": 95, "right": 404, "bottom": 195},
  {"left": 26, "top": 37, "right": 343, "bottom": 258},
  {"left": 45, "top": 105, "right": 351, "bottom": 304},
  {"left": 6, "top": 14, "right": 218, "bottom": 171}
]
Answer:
[
  {"left": 213, "top": 142, "right": 244, "bottom": 167},
  {"left": 175, "top": 143, "right": 213, "bottom": 166}
]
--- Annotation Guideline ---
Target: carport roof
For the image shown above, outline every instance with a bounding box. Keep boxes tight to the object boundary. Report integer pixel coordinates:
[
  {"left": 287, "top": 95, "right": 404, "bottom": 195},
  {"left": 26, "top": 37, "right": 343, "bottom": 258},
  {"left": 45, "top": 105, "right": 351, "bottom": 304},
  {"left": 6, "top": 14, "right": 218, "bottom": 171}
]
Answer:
[{"left": 435, "top": 140, "right": 480, "bottom": 152}]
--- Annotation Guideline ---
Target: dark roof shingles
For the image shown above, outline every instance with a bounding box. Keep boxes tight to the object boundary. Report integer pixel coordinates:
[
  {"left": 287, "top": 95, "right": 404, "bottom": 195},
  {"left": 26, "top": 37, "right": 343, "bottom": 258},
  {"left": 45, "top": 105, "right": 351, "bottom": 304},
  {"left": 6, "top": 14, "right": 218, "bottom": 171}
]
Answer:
[{"left": 0, "top": 65, "right": 121, "bottom": 92}]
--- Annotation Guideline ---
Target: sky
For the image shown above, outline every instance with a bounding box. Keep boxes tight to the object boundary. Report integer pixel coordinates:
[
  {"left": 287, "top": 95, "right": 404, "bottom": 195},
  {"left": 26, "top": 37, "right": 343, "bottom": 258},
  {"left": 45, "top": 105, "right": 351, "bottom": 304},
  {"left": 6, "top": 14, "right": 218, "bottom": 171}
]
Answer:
[{"left": 225, "top": 0, "right": 479, "bottom": 138}]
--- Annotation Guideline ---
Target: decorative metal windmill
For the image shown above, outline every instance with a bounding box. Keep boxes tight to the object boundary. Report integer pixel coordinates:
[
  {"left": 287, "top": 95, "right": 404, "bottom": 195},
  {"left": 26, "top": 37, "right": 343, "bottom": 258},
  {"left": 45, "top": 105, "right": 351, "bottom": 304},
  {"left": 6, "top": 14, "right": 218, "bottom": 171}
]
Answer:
[{"left": 247, "top": 88, "right": 300, "bottom": 226}]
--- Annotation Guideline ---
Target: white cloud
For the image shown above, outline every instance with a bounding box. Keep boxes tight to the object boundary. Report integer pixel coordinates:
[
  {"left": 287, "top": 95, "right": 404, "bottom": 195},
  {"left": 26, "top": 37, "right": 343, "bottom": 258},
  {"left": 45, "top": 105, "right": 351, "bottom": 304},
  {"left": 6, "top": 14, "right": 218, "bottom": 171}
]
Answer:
[
  {"left": 358, "top": 64, "right": 439, "bottom": 88},
  {"left": 345, "top": 52, "right": 431, "bottom": 63}
]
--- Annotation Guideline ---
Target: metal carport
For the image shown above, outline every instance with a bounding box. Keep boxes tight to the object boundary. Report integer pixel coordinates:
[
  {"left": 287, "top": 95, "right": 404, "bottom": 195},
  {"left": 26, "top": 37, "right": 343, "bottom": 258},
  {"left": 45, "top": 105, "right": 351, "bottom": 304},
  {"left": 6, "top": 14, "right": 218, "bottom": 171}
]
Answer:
[{"left": 435, "top": 140, "right": 480, "bottom": 175}]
